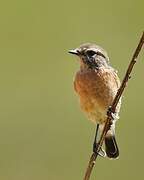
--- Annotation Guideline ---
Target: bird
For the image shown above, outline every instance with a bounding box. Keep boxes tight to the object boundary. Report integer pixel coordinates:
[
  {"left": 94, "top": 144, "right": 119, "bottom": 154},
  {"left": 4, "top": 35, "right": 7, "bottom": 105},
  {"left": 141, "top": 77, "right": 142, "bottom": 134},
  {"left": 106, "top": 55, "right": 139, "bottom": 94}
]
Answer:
[{"left": 68, "top": 43, "right": 121, "bottom": 159}]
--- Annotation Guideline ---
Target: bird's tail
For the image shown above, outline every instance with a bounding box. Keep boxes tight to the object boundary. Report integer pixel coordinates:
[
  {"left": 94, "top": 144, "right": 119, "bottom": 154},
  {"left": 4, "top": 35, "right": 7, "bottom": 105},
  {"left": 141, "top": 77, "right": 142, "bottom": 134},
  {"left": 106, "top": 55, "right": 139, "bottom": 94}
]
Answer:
[{"left": 105, "top": 130, "right": 119, "bottom": 159}]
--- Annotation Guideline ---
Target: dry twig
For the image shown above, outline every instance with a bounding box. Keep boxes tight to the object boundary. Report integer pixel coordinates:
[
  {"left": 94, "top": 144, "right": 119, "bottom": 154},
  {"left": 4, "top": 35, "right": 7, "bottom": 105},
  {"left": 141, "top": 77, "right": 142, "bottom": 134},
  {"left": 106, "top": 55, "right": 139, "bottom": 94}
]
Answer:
[{"left": 83, "top": 32, "right": 144, "bottom": 180}]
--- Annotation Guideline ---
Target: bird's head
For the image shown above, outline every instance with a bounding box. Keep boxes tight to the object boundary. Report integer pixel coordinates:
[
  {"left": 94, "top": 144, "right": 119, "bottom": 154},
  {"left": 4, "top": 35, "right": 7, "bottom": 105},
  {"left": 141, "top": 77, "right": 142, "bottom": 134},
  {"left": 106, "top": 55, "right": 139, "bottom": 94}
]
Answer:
[{"left": 69, "top": 43, "right": 109, "bottom": 70}]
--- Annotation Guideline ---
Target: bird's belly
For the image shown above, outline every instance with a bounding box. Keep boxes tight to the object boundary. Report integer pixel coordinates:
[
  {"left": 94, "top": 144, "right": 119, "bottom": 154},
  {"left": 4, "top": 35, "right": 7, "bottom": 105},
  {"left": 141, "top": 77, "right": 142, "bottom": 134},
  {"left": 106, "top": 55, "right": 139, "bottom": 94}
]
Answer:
[
  {"left": 80, "top": 97, "right": 107, "bottom": 124},
  {"left": 74, "top": 69, "right": 118, "bottom": 124}
]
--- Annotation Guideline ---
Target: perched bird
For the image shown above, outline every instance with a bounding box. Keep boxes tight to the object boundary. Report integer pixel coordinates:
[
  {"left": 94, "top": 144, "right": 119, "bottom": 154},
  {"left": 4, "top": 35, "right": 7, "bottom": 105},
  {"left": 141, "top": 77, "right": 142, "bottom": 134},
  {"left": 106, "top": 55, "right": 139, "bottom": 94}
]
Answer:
[{"left": 69, "top": 43, "right": 121, "bottom": 159}]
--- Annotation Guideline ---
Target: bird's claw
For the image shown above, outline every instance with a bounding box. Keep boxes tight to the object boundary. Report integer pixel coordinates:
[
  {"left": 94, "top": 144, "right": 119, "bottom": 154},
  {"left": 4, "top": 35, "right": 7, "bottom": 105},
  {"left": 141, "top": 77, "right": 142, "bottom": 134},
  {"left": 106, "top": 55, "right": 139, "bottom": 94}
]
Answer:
[
  {"left": 107, "top": 106, "right": 117, "bottom": 120},
  {"left": 93, "top": 143, "right": 106, "bottom": 157}
]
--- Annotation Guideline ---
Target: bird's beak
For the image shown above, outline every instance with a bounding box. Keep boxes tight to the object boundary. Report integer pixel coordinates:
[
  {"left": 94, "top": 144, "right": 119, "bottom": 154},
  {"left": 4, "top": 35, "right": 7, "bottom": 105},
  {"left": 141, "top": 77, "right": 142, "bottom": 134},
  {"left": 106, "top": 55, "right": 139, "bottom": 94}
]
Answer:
[{"left": 68, "top": 49, "right": 79, "bottom": 56}]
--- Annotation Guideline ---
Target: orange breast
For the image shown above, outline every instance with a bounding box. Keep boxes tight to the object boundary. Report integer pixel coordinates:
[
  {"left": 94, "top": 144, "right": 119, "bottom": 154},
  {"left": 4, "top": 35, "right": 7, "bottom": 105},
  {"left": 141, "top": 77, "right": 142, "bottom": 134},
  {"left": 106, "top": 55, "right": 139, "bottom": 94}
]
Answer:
[{"left": 74, "top": 68, "right": 120, "bottom": 123}]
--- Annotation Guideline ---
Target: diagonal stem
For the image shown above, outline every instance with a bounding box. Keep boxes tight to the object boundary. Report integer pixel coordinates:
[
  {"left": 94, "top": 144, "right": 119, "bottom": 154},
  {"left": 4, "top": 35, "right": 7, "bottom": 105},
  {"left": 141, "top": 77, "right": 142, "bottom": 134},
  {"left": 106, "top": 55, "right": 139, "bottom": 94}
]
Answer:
[{"left": 83, "top": 32, "right": 144, "bottom": 180}]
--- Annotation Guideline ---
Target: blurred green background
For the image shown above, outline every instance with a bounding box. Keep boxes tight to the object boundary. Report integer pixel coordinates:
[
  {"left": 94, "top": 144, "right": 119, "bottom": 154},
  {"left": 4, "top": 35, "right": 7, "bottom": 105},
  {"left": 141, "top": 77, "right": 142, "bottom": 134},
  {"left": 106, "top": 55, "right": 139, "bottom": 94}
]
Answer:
[{"left": 0, "top": 0, "right": 144, "bottom": 179}]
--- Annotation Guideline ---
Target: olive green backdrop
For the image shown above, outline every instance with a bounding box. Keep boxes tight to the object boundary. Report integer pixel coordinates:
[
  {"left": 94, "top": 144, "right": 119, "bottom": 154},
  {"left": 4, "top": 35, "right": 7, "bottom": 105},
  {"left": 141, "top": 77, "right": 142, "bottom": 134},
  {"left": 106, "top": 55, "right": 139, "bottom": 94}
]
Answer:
[{"left": 0, "top": 0, "right": 144, "bottom": 179}]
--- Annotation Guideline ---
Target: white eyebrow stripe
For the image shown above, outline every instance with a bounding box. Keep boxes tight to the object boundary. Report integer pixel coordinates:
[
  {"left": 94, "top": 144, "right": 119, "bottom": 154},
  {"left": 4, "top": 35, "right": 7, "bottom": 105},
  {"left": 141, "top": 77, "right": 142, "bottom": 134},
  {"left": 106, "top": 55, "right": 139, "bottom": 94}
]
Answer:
[
  {"left": 96, "top": 51, "right": 106, "bottom": 59},
  {"left": 87, "top": 48, "right": 106, "bottom": 59}
]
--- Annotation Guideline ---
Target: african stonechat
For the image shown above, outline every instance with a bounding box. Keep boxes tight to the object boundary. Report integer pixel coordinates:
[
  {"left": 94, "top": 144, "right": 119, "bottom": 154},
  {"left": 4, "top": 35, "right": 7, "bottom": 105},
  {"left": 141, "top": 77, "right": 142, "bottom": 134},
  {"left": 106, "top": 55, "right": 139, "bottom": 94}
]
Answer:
[{"left": 69, "top": 43, "right": 121, "bottom": 159}]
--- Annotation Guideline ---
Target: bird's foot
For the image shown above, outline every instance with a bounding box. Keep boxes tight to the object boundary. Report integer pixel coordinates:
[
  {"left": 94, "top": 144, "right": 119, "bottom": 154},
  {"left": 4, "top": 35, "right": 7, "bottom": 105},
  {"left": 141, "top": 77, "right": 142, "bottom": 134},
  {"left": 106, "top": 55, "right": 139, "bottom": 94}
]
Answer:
[
  {"left": 107, "top": 106, "right": 117, "bottom": 120},
  {"left": 93, "top": 142, "right": 106, "bottom": 157}
]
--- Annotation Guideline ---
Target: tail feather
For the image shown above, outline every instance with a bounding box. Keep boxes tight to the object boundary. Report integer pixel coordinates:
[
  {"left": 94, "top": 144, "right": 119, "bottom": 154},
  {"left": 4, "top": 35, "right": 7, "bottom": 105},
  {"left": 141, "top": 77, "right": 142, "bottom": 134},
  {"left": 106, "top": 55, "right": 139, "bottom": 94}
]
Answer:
[{"left": 105, "top": 135, "right": 119, "bottom": 159}]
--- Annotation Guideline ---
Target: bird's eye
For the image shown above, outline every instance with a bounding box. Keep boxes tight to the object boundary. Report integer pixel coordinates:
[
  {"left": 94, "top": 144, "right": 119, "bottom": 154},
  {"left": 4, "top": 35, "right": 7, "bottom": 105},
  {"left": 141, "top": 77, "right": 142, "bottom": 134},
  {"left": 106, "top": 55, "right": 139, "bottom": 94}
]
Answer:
[{"left": 86, "top": 50, "right": 96, "bottom": 57}]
